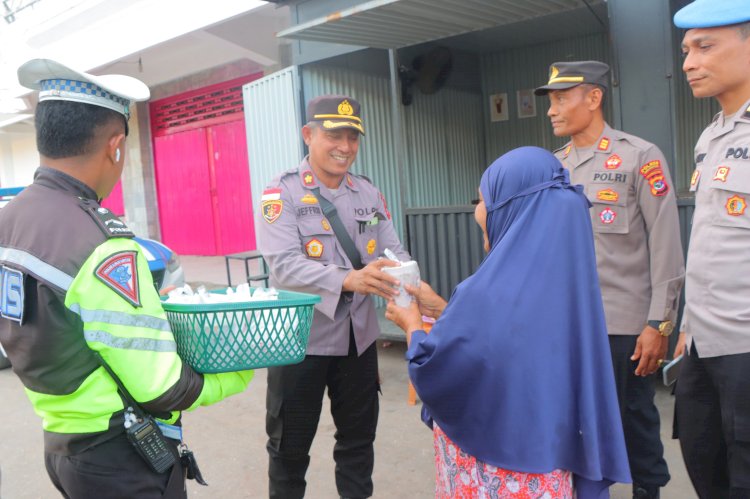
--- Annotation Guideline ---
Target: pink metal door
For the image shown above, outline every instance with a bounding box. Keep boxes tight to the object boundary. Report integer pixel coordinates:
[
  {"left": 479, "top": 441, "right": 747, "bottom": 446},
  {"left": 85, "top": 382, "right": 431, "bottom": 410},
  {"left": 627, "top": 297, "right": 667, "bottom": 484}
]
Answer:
[
  {"left": 154, "top": 129, "right": 216, "bottom": 255},
  {"left": 102, "top": 180, "right": 124, "bottom": 216},
  {"left": 210, "top": 120, "right": 256, "bottom": 254}
]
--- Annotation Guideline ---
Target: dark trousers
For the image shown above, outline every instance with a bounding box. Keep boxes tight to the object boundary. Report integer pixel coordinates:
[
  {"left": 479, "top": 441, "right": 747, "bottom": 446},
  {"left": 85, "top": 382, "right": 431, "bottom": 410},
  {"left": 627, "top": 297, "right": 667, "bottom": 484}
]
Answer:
[
  {"left": 675, "top": 344, "right": 750, "bottom": 499},
  {"left": 45, "top": 433, "right": 185, "bottom": 499},
  {"left": 609, "top": 335, "right": 670, "bottom": 489},
  {"left": 266, "top": 338, "right": 379, "bottom": 499}
]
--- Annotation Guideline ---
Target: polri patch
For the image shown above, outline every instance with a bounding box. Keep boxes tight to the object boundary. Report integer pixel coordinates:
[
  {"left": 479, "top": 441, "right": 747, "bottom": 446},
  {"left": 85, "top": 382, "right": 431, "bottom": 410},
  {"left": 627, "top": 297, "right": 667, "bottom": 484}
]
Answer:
[
  {"left": 0, "top": 266, "right": 25, "bottom": 323},
  {"left": 597, "top": 137, "right": 610, "bottom": 151},
  {"left": 605, "top": 154, "right": 622, "bottom": 170},
  {"left": 262, "top": 200, "right": 283, "bottom": 224},
  {"left": 713, "top": 166, "right": 730, "bottom": 182},
  {"left": 599, "top": 207, "right": 617, "bottom": 224},
  {"left": 305, "top": 239, "right": 323, "bottom": 258},
  {"left": 649, "top": 175, "right": 669, "bottom": 197},
  {"left": 95, "top": 252, "right": 141, "bottom": 308},
  {"left": 639, "top": 160, "right": 662, "bottom": 179},
  {"left": 727, "top": 195, "right": 747, "bottom": 216}
]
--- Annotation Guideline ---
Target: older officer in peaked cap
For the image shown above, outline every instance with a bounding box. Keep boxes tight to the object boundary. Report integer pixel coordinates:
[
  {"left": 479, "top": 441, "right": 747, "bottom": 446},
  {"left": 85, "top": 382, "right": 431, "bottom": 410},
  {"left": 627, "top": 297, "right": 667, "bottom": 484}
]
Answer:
[
  {"left": 258, "top": 95, "right": 409, "bottom": 499},
  {"left": 536, "top": 61, "right": 685, "bottom": 499},
  {"left": 0, "top": 59, "right": 253, "bottom": 498},
  {"left": 673, "top": 1, "right": 750, "bottom": 497}
]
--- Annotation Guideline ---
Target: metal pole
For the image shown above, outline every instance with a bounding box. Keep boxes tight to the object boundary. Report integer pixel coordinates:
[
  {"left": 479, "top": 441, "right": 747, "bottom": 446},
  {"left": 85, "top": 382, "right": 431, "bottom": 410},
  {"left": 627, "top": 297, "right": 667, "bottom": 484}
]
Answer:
[{"left": 387, "top": 49, "right": 409, "bottom": 248}]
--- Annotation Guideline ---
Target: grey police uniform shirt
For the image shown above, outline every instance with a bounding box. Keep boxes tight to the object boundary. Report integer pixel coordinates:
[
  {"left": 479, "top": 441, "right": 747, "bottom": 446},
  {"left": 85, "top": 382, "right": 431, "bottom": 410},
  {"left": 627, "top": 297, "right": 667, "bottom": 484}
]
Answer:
[
  {"left": 555, "top": 123, "right": 685, "bottom": 335},
  {"left": 681, "top": 99, "right": 750, "bottom": 358},
  {"left": 258, "top": 158, "right": 409, "bottom": 356}
]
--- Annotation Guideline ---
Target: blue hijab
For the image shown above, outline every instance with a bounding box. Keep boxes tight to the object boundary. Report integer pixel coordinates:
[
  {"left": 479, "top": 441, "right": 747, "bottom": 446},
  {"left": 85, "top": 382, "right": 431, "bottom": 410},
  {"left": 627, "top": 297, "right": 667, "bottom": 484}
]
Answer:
[{"left": 406, "top": 146, "right": 630, "bottom": 497}]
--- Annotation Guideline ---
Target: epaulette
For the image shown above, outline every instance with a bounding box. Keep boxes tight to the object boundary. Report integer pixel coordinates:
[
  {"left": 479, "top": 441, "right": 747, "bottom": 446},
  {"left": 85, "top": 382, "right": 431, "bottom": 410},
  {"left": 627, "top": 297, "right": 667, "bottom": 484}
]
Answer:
[
  {"left": 553, "top": 143, "right": 572, "bottom": 157},
  {"left": 351, "top": 172, "right": 373, "bottom": 184},
  {"left": 78, "top": 198, "right": 135, "bottom": 238}
]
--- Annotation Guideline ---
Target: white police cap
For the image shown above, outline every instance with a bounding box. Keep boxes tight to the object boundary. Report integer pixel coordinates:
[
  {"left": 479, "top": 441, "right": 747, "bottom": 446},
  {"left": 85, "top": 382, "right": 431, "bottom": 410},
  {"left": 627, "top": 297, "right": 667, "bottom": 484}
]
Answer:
[
  {"left": 674, "top": 0, "right": 750, "bottom": 29},
  {"left": 17, "top": 58, "right": 150, "bottom": 119}
]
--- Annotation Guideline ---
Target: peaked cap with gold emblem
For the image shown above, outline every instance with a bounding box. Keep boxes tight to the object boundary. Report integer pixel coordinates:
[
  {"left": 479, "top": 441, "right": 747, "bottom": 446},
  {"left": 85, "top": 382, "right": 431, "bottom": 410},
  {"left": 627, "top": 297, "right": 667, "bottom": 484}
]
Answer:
[
  {"left": 306, "top": 94, "right": 365, "bottom": 135},
  {"left": 534, "top": 61, "right": 610, "bottom": 96}
]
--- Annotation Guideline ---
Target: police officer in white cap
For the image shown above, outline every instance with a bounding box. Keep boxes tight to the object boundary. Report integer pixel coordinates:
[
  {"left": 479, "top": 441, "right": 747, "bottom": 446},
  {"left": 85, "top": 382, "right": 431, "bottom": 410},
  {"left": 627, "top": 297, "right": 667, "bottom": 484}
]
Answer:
[
  {"left": 0, "top": 59, "right": 254, "bottom": 498},
  {"left": 674, "top": 2, "right": 750, "bottom": 497},
  {"left": 535, "top": 61, "right": 685, "bottom": 499}
]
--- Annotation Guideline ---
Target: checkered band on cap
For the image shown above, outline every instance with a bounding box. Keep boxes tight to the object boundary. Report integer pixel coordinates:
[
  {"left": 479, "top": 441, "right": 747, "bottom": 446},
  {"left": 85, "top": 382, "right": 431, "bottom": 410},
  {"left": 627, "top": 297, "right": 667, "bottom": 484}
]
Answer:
[{"left": 39, "top": 79, "right": 131, "bottom": 118}]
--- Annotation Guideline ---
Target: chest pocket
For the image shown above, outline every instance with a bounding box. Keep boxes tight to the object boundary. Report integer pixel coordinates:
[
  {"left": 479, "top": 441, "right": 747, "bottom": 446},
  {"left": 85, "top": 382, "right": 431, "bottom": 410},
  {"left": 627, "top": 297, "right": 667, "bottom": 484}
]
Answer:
[
  {"left": 707, "top": 163, "right": 750, "bottom": 230},
  {"left": 298, "top": 215, "right": 336, "bottom": 262},
  {"left": 353, "top": 214, "right": 381, "bottom": 264},
  {"left": 588, "top": 181, "right": 630, "bottom": 234}
]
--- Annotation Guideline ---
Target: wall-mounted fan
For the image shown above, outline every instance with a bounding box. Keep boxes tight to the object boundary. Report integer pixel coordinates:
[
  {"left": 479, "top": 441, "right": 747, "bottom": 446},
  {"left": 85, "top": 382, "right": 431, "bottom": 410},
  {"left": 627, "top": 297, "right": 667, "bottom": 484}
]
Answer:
[{"left": 398, "top": 46, "right": 453, "bottom": 106}]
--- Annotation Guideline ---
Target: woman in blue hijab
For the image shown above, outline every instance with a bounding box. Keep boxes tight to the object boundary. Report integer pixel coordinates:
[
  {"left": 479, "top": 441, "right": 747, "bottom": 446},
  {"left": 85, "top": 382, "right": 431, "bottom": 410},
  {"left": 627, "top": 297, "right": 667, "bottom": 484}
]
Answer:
[{"left": 386, "top": 146, "right": 630, "bottom": 498}]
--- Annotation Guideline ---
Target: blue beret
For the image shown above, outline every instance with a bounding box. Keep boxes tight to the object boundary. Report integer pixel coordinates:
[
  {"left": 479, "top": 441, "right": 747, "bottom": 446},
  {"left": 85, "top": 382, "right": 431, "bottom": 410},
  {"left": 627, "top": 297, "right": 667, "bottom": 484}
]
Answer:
[{"left": 674, "top": 0, "right": 750, "bottom": 28}]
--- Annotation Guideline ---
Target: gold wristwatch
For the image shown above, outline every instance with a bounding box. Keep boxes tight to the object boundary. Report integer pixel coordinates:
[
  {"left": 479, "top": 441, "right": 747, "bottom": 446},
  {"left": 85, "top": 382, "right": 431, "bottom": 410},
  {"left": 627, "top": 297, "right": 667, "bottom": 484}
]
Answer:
[{"left": 648, "top": 320, "right": 674, "bottom": 337}]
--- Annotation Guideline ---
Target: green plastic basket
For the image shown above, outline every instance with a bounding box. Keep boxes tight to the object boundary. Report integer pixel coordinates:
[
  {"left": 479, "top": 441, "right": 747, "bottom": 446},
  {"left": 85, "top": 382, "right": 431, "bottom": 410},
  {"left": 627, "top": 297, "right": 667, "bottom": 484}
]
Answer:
[{"left": 161, "top": 289, "right": 320, "bottom": 373}]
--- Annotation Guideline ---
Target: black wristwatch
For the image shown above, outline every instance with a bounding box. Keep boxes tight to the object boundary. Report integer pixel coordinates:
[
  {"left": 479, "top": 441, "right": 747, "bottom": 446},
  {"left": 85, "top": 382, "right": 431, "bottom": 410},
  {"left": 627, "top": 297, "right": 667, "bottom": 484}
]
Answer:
[{"left": 647, "top": 320, "right": 674, "bottom": 337}]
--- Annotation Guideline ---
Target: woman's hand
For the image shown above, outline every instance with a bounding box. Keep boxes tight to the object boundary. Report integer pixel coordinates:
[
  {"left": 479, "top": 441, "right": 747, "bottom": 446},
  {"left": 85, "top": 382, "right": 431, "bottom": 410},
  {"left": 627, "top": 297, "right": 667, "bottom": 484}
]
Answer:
[
  {"left": 404, "top": 281, "right": 447, "bottom": 319},
  {"left": 385, "top": 300, "right": 423, "bottom": 340}
]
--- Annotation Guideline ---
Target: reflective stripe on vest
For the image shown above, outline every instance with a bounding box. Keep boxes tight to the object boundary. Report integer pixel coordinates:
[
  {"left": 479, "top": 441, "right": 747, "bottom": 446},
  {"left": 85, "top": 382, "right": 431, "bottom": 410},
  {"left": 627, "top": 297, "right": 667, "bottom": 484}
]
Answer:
[{"left": 0, "top": 246, "right": 74, "bottom": 290}]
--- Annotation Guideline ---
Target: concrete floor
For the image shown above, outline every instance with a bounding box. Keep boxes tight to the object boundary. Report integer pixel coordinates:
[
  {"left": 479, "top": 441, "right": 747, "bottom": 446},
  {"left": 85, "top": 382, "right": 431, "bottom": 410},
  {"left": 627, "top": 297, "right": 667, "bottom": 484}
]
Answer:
[{"left": 0, "top": 256, "right": 697, "bottom": 498}]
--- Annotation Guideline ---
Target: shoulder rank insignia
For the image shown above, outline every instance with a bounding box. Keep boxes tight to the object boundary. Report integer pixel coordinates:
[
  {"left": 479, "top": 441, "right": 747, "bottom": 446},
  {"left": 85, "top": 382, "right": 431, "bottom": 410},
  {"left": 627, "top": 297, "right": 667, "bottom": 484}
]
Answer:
[
  {"left": 605, "top": 154, "right": 622, "bottom": 170},
  {"left": 305, "top": 239, "right": 324, "bottom": 258},
  {"left": 95, "top": 251, "right": 141, "bottom": 307},
  {"left": 597, "top": 137, "right": 610, "bottom": 151},
  {"left": 727, "top": 195, "right": 747, "bottom": 216},
  {"left": 302, "top": 170, "right": 316, "bottom": 187},
  {"left": 713, "top": 166, "right": 730, "bottom": 182},
  {"left": 79, "top": 198, "right": 135, "bottom": 238}
]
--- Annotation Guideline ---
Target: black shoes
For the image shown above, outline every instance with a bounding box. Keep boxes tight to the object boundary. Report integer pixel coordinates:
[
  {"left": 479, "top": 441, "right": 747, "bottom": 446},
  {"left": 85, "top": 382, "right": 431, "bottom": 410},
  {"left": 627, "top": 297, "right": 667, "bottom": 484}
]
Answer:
[{"left": 633, "top": 484, "right": 660, "bottom": 499}]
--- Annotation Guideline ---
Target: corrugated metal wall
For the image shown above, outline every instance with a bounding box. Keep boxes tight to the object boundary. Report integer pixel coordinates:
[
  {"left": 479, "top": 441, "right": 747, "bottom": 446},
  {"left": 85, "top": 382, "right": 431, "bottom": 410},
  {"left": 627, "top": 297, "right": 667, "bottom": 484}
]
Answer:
[
  {"left": 243, "top": 67, "right": 304, "bottom": 248},
  {"left": 481, "top": 32, "right": 612, "bottom": 162},
  {"left": 406, "top": 207, "right": 485, "bottom": 301},
  {"left": 403, "top": 88, "right": 485, "bottom": 206}
]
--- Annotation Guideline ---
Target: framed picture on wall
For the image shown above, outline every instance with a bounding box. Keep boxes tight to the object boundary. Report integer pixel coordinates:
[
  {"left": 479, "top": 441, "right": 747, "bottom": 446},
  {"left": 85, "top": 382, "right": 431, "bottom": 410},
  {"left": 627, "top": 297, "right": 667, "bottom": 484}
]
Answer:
[
  {"left": 489, "top": 93, "right": 509, "bottom": 122},
  {"left": 517, "top": 89, "right": 536, "bottom": 119}
]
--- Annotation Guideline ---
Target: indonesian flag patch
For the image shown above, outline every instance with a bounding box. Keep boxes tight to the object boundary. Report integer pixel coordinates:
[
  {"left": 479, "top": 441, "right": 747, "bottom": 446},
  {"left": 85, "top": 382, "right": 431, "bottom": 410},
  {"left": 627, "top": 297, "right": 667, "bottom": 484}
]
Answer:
[{"left": 95, "top": 251, "right": 141, "bottom": 307}]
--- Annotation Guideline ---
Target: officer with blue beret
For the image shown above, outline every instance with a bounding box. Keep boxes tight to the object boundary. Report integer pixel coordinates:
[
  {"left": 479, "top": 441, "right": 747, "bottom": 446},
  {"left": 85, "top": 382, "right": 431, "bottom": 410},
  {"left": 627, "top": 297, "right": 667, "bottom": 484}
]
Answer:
[{"left": 673, "top": 1, "right": 750, "bottom": 497}]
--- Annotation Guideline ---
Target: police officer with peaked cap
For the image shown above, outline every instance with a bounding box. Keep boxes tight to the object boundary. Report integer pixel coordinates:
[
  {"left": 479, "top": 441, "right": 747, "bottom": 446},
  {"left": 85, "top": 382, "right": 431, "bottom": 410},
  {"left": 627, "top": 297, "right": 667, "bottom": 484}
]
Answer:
[
  {"left": 673, "top": 1, "right": 750, "bottom": 496},
  {"left": 536, "top": 61, "right": 685, "bottom": 499},
  {"left": 258, "top": 95, "right": 409, "bottom": 499},
  {"left": 0, "top": 59, "right": 254, "bottom": 498}
]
